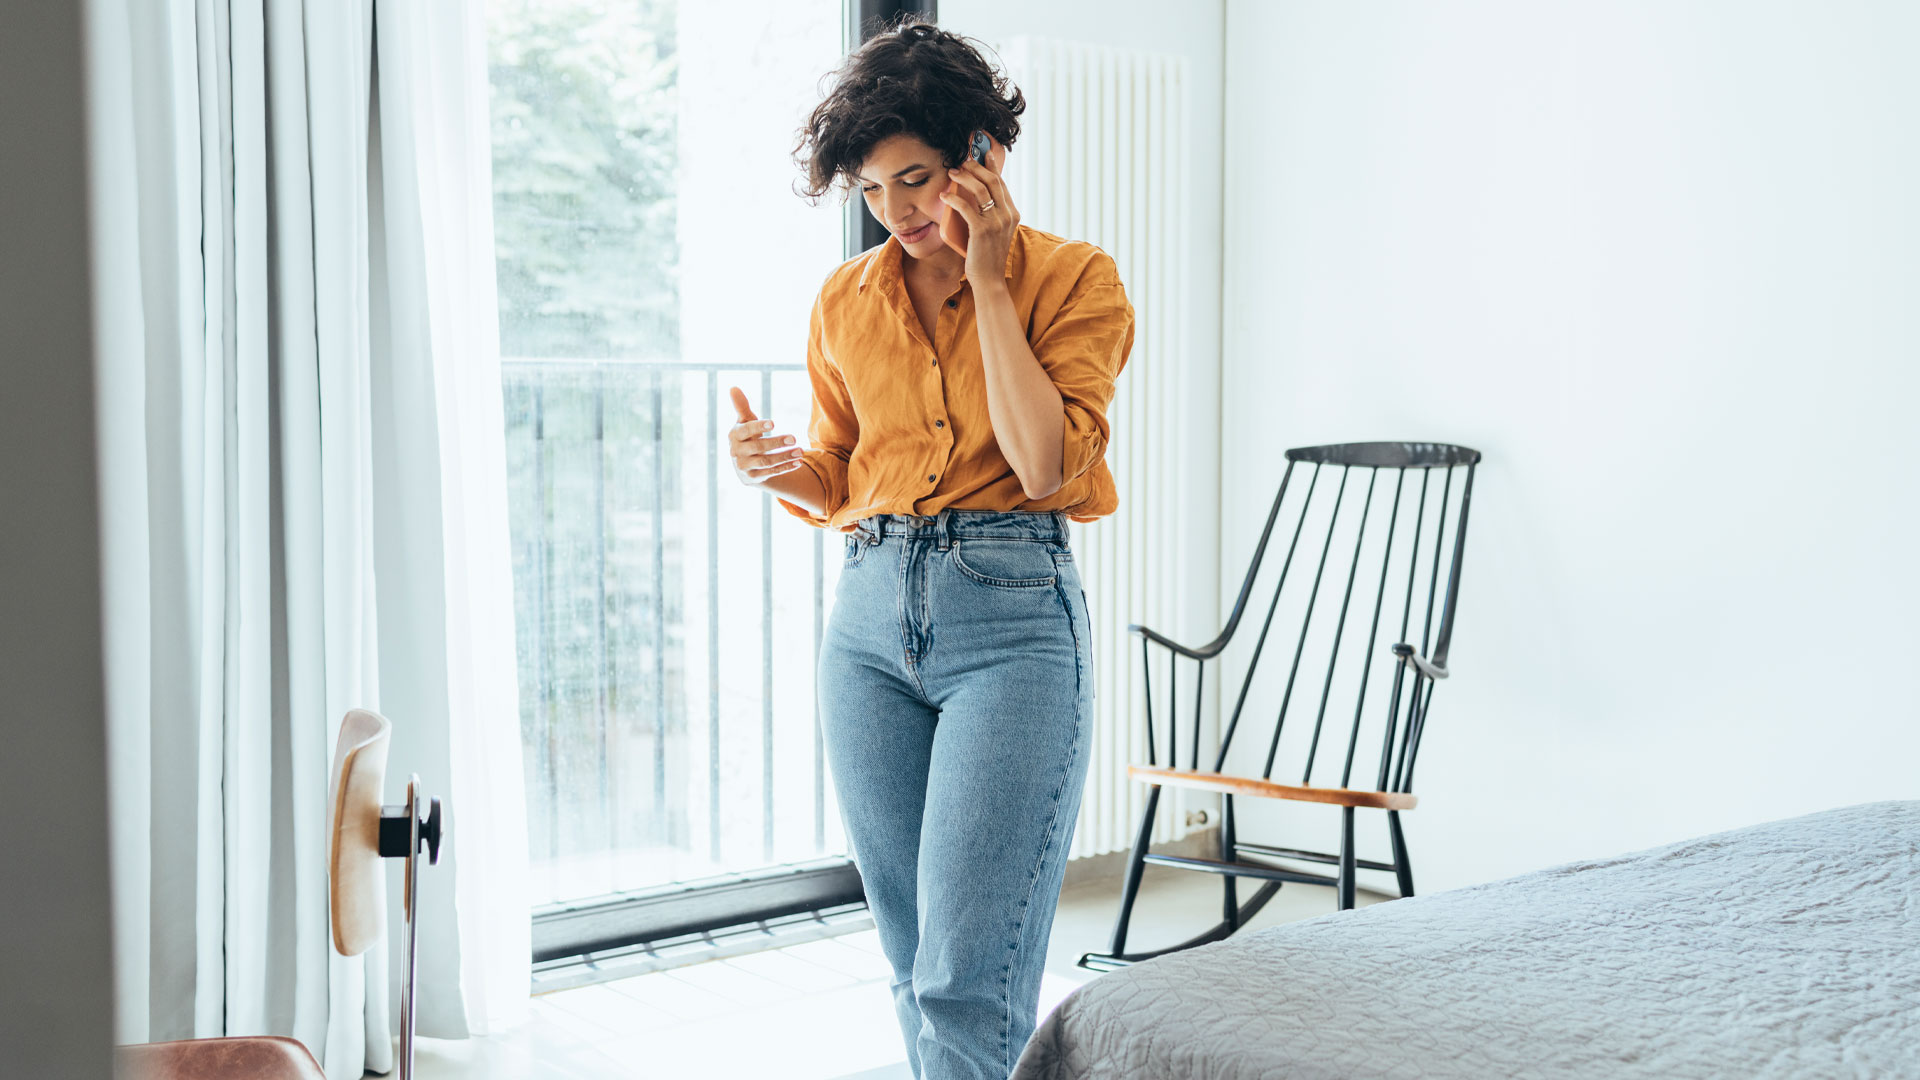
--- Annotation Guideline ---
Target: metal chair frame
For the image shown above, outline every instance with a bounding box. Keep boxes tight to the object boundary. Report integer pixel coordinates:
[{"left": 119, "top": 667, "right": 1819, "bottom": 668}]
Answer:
[{"left": 1080, "top": 441, "right": 1480, "bottom": 971}]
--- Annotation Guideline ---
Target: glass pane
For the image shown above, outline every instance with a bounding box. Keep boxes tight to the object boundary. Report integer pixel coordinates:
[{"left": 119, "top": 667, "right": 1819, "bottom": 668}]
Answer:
[{"left": 487, "top": 0, "right": 847, "bottom": 908}]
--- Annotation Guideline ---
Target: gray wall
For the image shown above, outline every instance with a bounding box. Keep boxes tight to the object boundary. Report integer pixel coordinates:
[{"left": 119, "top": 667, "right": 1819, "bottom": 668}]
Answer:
[{"left": 0, "top": 2, "right": 117, "bottom": 1075}]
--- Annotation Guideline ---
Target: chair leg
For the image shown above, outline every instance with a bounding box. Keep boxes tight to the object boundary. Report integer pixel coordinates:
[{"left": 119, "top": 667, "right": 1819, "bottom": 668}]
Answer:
[
  {"left": 1220, "top": 794, "right": 1239, "bottom": 932},
  {"left": 1337, "top": 806, "right": 1356, "bottom": 911},
  {"left": 1081, "top": 882, "right": 1283, "bottom": 970},
  {"left": 1079, "top": 786, "right": 1291, "bottom": 971},
  {"left": 1105, "top": 784, "right": 1162, "bottom": 957},
  {"left": 1387, "top": 809, "right": 1414, "bottom": 898}
]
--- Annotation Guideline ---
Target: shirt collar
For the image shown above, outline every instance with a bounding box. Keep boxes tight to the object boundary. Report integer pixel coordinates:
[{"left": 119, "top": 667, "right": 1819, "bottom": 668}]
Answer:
[{"left": 857, "top": 225, "right": 1023, "bottom": 294}]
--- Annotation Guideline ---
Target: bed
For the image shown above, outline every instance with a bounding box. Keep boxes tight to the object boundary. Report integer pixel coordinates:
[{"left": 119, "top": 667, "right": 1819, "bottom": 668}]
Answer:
[{"left": 1013, "top": 800, "right": 1920, "bottom": 1079}]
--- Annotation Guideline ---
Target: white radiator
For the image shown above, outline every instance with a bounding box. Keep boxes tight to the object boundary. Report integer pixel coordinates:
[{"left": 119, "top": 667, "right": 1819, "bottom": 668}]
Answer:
[{"left": 999, "top": 37, "right": 1198, "bottom": 858}]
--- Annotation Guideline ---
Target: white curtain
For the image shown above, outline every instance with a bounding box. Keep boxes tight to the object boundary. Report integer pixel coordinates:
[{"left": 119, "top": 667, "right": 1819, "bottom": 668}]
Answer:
[{"left": 87, "top": 0, "right": 530, "bottom": 1074}]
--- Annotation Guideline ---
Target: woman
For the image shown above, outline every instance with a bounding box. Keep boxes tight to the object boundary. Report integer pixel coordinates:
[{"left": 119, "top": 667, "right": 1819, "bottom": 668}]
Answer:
[{"left": 726, "top": 18, "right": 1134, "bottom": 1080}]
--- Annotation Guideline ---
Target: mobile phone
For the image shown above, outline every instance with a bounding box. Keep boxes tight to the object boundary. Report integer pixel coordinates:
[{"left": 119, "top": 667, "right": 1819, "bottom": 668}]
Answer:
[
  {"left": 943, "top": 130, "right": 995, "bottom": 258},
  {"left": 969, "top": 129, "right": 991, "bottom": 166}
]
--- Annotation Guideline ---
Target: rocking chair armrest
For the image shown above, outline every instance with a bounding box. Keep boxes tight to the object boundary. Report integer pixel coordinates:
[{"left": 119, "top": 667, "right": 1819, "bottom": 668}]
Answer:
[
  {"left": 1127, "top": 622, "right": 1221, "bottom": 661},
  {"left": 1391, "top": 643, "right": 1448, "bottom": 680}
]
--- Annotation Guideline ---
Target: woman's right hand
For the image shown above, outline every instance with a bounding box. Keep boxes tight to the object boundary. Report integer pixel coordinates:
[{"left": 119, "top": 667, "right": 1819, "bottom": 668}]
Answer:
[{"left": 728, "top": 386, "right": 806, "bottom": 486}]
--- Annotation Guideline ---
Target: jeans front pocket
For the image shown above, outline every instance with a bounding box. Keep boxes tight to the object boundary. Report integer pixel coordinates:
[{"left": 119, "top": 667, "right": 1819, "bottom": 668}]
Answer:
[{"left": 948, "top": 537, "right": 1059, "bottom": 588}]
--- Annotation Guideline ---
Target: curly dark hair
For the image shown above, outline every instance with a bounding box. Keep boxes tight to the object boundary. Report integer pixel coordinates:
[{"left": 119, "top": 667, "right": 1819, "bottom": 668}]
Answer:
[{"left": 793, "top": 15, "right": 1024, "bottom": 205}]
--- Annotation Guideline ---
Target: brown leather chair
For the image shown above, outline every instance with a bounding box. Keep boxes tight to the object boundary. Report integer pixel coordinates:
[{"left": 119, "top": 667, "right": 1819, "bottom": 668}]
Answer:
[
  {"left": 117, "top": 709, "right": 443, "bottom": 1079},
  {"left": 115, "top": 1035, "right": 325, "bottom": 1080}
]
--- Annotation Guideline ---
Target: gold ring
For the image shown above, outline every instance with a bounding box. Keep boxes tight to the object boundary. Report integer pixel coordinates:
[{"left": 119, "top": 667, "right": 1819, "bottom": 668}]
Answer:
[{"left": 978, "top": 198, "right": 995, "bottom": 213}]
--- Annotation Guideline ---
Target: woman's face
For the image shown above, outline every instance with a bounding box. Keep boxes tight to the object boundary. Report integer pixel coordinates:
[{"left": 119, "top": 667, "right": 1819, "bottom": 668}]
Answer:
[{"left": 856, "top": 133, "right": 959, "bottom": 254}]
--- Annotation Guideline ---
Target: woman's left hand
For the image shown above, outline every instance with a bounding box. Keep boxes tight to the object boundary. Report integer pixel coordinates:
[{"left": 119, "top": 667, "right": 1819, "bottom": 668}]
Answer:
[{"left": 941, "top": 135, "right": 1019, "bottom": 284}]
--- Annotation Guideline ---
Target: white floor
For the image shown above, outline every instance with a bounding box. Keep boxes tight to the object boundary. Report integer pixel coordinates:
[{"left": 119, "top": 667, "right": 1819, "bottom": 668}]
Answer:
[{"left": 412, "top": 869, "right": 1389, "bottom": 1079}]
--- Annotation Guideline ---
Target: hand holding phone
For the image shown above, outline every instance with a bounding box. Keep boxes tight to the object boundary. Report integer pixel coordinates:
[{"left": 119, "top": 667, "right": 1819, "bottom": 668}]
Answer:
[{"left": 941, "top": 129, "right": 1005, "bottom": 259}]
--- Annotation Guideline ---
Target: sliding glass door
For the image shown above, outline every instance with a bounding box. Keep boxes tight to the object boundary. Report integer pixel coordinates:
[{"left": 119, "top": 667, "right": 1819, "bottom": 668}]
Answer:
[{"left": 486, "top": 0, "right": 851, "bottom": 943}]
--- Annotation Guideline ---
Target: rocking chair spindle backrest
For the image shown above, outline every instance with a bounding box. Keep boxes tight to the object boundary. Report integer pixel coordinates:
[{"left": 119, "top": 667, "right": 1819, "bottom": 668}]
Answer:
[{"left": 1145, "top": 442, "right": 1479, "bottom": 799}]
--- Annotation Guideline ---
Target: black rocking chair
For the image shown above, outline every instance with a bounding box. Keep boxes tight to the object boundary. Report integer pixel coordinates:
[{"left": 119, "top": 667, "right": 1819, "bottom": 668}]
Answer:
[{"left": 1080, "top": 441, "right": 1480, "bottom": 971}]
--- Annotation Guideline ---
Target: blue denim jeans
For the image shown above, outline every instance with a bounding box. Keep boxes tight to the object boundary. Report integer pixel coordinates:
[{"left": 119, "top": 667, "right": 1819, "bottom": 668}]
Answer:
[{"left": 819, "top": 508, "right": 1095, "bottom": 1080}]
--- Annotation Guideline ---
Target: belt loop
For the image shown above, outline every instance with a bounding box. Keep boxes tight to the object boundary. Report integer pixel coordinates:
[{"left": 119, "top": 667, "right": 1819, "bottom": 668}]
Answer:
[{"left": 934, "top": 507, "right": 952, "bottom": 551}]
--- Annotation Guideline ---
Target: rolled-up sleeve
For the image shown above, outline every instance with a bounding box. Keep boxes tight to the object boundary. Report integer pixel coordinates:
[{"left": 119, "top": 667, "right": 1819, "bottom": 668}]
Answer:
[
  {"left": 777, "top": 291, "right": 858, "bottom": 528},
  {"left": 1032, "top": 261, "right": 1135, "bottom": 486}
]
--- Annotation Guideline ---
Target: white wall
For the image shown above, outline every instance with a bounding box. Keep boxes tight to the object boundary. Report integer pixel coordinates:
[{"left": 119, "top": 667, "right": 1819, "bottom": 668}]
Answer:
[
  {"left": 1221, "top": 1, "right": 1920, "bottom": 892},
  {"left": 940, "top": 2, "right": 1226, "bottom": 578},
  {"left": 941, "top": 0, "right": 1231, "bottom": 830}
]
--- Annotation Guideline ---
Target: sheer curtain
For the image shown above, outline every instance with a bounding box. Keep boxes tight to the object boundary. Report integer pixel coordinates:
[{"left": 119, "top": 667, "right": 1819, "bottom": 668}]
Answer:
[{"left": 88, "top": 0, "right": 529, "bottom": 1074}]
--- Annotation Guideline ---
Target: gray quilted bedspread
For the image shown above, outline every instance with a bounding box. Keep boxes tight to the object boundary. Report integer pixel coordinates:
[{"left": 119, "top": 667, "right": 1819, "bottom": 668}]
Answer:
[{"left": 1012, "top": 800, "right": 1920, "bottom": 1079}]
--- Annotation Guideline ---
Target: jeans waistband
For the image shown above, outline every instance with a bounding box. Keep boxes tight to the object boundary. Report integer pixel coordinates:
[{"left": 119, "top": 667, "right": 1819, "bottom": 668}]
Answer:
[{"left": 853, "top": 508, "right": 1070, "bottom": 546}]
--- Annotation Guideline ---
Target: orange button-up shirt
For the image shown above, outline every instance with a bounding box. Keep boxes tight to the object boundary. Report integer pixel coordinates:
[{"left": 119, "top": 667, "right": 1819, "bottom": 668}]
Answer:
[{"left": 777, "top": 223, "right": 1135, "bottom": 533}]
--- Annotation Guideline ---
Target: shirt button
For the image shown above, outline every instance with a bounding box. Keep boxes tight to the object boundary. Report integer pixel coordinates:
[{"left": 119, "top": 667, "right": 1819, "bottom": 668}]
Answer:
[
  {"left": 934, "top": 419, "right": 944, "bottom": 428},
  {"left": 931, "top": 359, "right": 938, "bottom": 366},
  {"left": 946, "top": 298, "right": 958, "bottom": 308},
  {"left": 928, "top": 474, "right": 936, "bottom": 482}
]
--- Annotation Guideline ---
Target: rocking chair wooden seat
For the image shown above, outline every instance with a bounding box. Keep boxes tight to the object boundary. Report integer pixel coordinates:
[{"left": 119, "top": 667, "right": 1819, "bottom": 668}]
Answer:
[
  {"left": 1127, "top": 765, "right": 1419, "bottom": 811},
  {"left": 1081, "top": 441, "right": 1480, "bottom": 971}
]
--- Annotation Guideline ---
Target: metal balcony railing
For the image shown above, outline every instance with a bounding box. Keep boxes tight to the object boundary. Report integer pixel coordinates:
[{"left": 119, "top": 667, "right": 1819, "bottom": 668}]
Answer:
[{"left": 501, "top": 357, "right": 840, "bottom": 919}]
